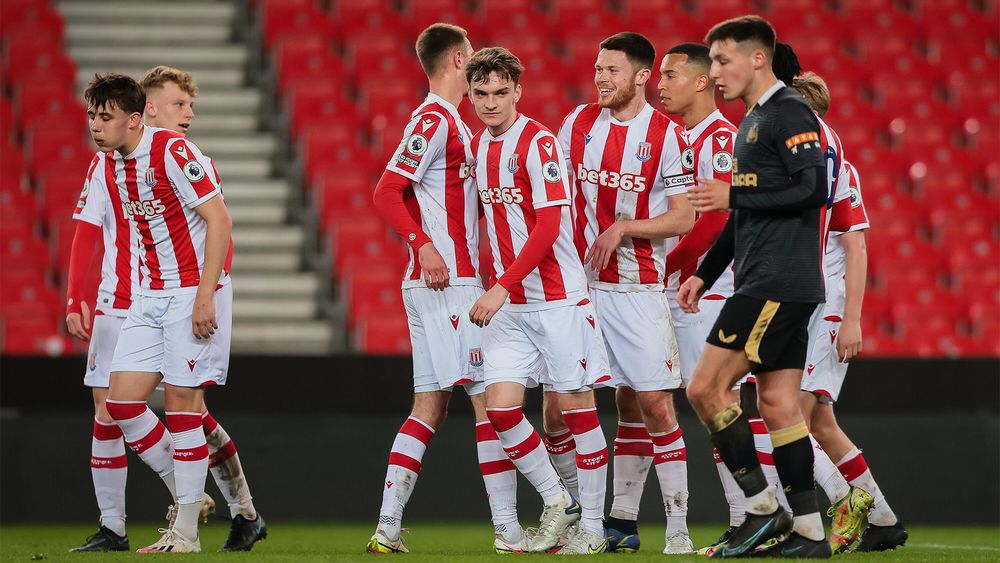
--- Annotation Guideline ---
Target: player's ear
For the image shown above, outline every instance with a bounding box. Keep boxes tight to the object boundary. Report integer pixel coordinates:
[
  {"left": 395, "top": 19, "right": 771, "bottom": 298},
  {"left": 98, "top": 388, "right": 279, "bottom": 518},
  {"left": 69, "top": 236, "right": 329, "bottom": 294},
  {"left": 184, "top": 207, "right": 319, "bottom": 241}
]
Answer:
[
  {"left": 513, "top": 83, "right": 522, "bottom": 103},
  {"left": 696, "top": 74, "right": 710, "bottom": 93},
  {"left": 635, "top": 67, "right": 651, "bottom": 86},
  {"left": 128, "top": 111, "right": 143, "bottom": 129},
  {"left": 144, "top": 100, "right": 156, "bottom": 118}
]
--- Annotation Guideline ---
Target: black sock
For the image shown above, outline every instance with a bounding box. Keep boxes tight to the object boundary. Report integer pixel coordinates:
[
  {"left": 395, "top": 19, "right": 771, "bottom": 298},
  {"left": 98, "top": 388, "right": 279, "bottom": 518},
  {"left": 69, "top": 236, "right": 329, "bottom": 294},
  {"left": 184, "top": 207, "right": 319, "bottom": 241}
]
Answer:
[
  {"left": 772, "top": 434, "right": 820, "bottom": 516},
  {"left": 710, "top": 412, "right": 768, "bottom": 498},
  {"left": 605, "top": 516, "right": 638, "bottom": 535}
]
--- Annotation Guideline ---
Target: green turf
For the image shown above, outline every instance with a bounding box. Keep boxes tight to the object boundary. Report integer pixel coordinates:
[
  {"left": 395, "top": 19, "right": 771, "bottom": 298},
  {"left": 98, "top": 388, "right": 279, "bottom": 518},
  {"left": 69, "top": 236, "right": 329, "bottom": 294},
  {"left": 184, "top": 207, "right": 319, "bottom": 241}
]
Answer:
[{"left": 1, "top": 523, "right": 997, "bottom": 562}]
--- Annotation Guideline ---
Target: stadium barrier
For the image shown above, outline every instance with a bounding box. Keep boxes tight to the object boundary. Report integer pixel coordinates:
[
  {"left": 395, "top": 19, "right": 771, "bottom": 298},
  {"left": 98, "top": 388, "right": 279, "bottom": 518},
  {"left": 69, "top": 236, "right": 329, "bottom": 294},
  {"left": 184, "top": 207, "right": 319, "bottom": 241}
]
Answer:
[{"left": 1, "top": 356, "right": 997, "bottom": 524}]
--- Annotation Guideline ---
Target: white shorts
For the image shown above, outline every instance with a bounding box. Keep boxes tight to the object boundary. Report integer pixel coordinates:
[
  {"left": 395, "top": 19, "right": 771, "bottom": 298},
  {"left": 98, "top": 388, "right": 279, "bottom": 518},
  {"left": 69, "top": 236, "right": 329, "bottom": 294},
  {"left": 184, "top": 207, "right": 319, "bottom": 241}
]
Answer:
[
  {"left": 83, "top": 314, "right": 126, "bottom": 388},
  {"left": 593, "top": 289, "right": 681, "bottom": 392},
  {"left": 111, "top": 284, "right": 232, "bottom": 387},
  {"left": 403, "top": 285, "right": 485, "bottom": 396},
  {"left": 484, "top": 300, "right": 610, "bottom": 393},
  {"left": 668, "top": 296, "right": 753, "bottom": 390},
  {"left": 801, "top": 308, "right": 848, "bottom": 402}
]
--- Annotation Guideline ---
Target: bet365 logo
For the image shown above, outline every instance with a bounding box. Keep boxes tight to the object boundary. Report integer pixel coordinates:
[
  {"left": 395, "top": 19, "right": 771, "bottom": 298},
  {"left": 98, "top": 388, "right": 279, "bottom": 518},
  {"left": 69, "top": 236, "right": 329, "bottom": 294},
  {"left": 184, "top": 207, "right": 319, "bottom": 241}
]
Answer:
[{"left": 122, "top": 199, "right": 165, "bottom": 218}]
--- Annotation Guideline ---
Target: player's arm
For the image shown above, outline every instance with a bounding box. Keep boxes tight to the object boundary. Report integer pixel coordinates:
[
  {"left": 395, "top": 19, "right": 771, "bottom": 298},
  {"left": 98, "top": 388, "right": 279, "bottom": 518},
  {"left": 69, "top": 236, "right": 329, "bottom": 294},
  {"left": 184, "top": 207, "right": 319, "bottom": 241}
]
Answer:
[
  {"left": 678, "top": 214, "right": 735, "bottom": 313},
  {"left": 838, "top": 229, "right": 867, "bottom": 362},
  {"left": 372, "top": 171, "right": 448, "bottom": 290},
  {"left": 665, "top": 210, "right": 729, "bottom": 277},
  {"left": 65, "top": 221, "right": 101, "bottom": 340},
  {"left": 727, "top": 165, "right": 826, "bottom": 211},
  {"left": 587, "top": 193, "right": 695, "bottom": 270},
  {"left": 191, "top": 195, "right": 231, "bottom": 339}
]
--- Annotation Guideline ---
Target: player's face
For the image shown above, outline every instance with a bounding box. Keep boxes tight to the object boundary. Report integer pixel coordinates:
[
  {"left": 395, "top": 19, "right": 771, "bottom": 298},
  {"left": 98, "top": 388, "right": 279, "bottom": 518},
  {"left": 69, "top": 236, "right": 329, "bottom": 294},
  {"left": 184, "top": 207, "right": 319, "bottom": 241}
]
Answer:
[
  {"left": 658, "top": 53, "right": 700, "bottom": 114},
  {"left": 470, "top": 71, "right": 521, "bottom": 132},
  {"left": 88, "top": 102, "right": 139, "bottom": 153},
  {"left": 709, "top": 39, "right": 754, "bottom": 101},
  {"left": 145, "top": 81, "right": 195, "bottom": 135},
  {"left": 595, "top": 49, "right": 640, "bottom": 110}
]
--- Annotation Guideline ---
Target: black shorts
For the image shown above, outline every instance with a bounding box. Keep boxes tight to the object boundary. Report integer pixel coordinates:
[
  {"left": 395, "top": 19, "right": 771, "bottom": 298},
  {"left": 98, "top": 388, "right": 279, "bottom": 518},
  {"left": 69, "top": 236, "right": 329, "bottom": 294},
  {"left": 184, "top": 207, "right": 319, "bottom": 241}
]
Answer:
[{"left": 706, "top": 294, "right": 818, "bottom": 374}]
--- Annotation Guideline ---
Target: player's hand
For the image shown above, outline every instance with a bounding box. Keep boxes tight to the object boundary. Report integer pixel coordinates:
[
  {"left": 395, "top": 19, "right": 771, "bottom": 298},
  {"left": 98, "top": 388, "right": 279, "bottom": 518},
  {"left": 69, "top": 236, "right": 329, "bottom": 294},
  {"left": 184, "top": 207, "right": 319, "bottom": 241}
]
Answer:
[
  {"left": 677, "top": 276, "right": 706, "bottom": 314},
  {"left": 469, "top": 284, "right": 508, "bottom": 327},
  {"left": 192, "top": 293, "right": 218, "bottom": 340},
  {"left": 837, "top": 319, "right": 862, "bottom": 362},
  {"left": 687, "top": 177, "right": 730, "bottom": 213},
  {"left": 418, "top": 242, "right": 450, "bottom": 291},
  {"left": 66, "top": 301, "right": 92, "bottom": 341},
  {"left": 586, "top": 221, "right": 626, "bottom": 271}
]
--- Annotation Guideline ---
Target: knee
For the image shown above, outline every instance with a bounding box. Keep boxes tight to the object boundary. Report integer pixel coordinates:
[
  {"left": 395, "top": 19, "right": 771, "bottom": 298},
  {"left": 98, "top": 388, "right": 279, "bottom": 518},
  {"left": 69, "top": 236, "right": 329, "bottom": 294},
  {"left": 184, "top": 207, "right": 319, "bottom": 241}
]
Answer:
[
  {"left": 542, "top": 398, "right": 567, "bottom": 434},
  {"left": 105, "top": 400, "right": 145, "bottom": 422},
  {"left": 638, "top": 392, "right": 677, "bottom": 426},
  {"left": 411, "top": 393, "right": 449, "bottom": 429},
  {"left": 486, "top": 405, "right": 523, "bottom": 433},
  {"left": 615, "top": 387, "right": 643, "bottom": 422}
]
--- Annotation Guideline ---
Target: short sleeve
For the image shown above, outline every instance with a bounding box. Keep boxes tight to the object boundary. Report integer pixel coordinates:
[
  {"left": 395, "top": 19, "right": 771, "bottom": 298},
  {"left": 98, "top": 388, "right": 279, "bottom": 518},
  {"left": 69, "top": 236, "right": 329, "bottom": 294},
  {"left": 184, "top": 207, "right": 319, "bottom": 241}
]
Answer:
[
  {"left": 774, "top": 100, "right": 825, "bottom": 176},
  {"left": 164, "top": 138, "right": 221, "bottom": 208},
  {"left": 556, "top": 109, "right": 576, "bottom": 181},
  {"left": 708, "top": 129, "right": 735, "bottom": 184},
  {"left": 829, "top": 163, "right": 870, "bottom": 234},
  {"left": 659, "top": 127, "right": 695, "bottom": 197},
  {"left": 385, "top": 111, "right": 448, "bottom": 182},
  {"left": 527, "top": 134, "right": 570, "bottom": 210},
  {"left": 72, "top": 154, "right": 108, "bottom": 226}
]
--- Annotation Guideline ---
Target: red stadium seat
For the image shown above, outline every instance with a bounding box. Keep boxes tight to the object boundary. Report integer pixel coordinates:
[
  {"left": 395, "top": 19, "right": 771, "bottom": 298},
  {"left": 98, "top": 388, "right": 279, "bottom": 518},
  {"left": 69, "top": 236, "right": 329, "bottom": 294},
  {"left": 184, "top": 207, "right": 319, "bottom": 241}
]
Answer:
[
  {"left": 330, "top": 0, "right": 403, "bottom": 31},
  {"left": 549, "top": 0, "right": 621, "bottom": 30},
  {"left": 0, "top": 190, "right": 40, "bottom": 227},
  {"left": 285, "top": 80, "right": 353, "bottom": 139},
  {"left": 344, "top": 263, "right": 403, "bottom": 327},
  {"left": 0, "top": 316, "right": 72, "bottom": 356},
  {"left": 1, "top": 233, "right": 50, "bottom": 272},
  {"left": 355, "top": 313, "right": 411, "bottom": 354},
  {"left": 330, "top": 216, "right": 390, "bottom": 271},
  {"left": 0, "top": 0, "right": 63, "bottom": 36},
  {"left": 346, "top": 33, "right": 408, "bottom": 72},
  {"left": 315, "top": 169, "right": 378, "bottom": 228},
  {"left": 260, "top": 1, "right": 336, "bottom": 49}
]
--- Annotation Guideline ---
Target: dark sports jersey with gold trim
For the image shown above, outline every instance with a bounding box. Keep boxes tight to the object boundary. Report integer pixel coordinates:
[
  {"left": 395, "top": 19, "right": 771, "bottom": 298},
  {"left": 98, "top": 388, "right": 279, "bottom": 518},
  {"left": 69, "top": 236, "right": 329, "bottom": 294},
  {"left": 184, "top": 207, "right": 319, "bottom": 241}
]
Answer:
[{"left": 726, "top": 84, "right": 826, "bottom": 303}]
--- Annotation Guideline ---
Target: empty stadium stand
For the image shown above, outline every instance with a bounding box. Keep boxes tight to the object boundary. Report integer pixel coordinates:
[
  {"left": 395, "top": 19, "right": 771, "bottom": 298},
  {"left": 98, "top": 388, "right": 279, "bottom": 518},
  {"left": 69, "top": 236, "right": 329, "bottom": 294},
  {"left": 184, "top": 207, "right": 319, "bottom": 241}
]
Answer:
[{"left": 1, "top": 0, "right": 997, "bottom": 357}]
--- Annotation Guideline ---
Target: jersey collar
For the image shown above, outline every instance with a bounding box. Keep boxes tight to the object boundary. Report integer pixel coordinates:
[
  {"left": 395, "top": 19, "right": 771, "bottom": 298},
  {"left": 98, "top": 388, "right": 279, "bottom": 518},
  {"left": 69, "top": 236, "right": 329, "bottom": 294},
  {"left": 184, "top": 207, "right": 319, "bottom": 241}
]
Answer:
[
  {"left": 424, "top": 92, "right": 460, "bottom": 119},
  {"left": 605, "top": 102, "right": 652, "bottom": 126},
  {"left": 756, "top": 80, "right": 785, "bottom": 108},
  {"left": 685, "top": 108, "right": 725, "bottom": 140}
]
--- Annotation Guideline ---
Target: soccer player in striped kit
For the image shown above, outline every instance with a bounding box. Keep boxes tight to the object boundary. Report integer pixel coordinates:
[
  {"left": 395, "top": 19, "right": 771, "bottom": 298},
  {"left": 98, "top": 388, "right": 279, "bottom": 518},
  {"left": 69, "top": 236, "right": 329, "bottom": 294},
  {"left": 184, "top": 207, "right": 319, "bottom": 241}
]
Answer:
[
  {"left": 80, "top": 73, "right": 233, "bottom": 553},
  {"left": 368, "top": 24, "right": 522, "bottom": 554},
  {"left": 467, "top": 46, "right": 612, "bottom": 555},
  {"left": 554, "top": 32, "right": 697, "bottom": 554}
]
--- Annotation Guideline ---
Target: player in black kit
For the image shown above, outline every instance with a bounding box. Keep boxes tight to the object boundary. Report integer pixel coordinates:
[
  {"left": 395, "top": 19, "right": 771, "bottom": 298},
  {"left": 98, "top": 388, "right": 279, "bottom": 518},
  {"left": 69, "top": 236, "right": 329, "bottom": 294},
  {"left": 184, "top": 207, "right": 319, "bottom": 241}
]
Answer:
[{"left": 677, "top": 16, "right": 832, "bottom": 558}]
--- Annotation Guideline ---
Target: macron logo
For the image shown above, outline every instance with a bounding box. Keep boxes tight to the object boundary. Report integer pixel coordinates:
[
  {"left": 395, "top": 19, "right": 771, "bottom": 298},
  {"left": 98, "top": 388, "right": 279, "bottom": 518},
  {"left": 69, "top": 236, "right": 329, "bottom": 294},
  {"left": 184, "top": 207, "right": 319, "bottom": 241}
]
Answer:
[
  {"left": 173, "top": 144, "right": 188, "bottom": 160},
  {"left": 541, "top": 141, "right": 554, "bottom": 158},
  {"left": 187, "top": 359, "right": 197, "bottom": 372},
  {"left": 421, "top": 118, "right": 434, "bottom": 132}
]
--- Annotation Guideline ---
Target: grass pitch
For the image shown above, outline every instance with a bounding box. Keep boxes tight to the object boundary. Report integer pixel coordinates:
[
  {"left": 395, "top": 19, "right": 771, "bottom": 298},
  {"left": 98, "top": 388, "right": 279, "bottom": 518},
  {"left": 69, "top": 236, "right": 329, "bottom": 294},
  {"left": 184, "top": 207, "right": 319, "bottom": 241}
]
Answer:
[{"left": 1, "top": 522, "right": 997, "bottom": 562}]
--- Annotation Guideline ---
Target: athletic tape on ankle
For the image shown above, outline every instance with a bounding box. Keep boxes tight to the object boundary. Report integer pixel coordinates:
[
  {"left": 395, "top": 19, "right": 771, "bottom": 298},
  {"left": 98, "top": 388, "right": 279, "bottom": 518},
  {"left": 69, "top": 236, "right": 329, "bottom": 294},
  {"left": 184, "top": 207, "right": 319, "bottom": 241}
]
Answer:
[
  {"left": 705, "top": 403, "right": 743, "bottom": 433},
  {"left": 769, "top": 422, "right": 808, "bottom": 448}
]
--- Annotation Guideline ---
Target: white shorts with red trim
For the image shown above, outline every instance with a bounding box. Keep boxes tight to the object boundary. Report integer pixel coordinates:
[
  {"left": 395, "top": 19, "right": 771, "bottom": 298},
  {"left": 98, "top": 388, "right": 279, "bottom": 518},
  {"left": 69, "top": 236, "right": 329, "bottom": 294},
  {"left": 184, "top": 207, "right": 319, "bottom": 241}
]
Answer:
[
  {"left": 404, "top": 285, "right": 485, "bottom": 396},
  {"left": 669, "top": 296, "right": 753, "bottom": 390},
  {"left": 110, "top": 283, "right": 232, "bottom": 387},
  {"left": 83, "top": 314, "right": 126, "bottom": 388},
  {"left": 801, "top": 309, "right": 848, "bottom": 402},
  {"left": 484, "top": 299, "right": 610, "bottom": 393},
  {"left": 593, "top": 289, "right": 681, "bottom": 392}
]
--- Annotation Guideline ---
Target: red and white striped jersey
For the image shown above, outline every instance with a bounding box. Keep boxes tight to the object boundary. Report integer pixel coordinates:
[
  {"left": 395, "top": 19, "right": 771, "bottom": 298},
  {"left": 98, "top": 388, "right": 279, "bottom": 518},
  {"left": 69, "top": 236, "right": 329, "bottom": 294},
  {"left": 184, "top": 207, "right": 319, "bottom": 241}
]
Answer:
[
  {"left": 106, "top": 125, "right": 228, "bottom": 294},
  {"left": 385, "top": 93, "right": 480, "bottom": 288},
  {"left": 817, "top": 114, "right": 845, "bottom": 255},
  {"left": 665, "top": 109, "right": 738, "bottom": 298},
  {"left": 557, "top": 103, "right": 693, "bottom": 291},
  {"left": 471, "top": 114, "right": 588, "bottom": 311},
  {"left": 73, "top": 152, "right": 140, "bottom": 315},
  {"left": 823, "top": 160, "right": 870, "bottom": 316}
]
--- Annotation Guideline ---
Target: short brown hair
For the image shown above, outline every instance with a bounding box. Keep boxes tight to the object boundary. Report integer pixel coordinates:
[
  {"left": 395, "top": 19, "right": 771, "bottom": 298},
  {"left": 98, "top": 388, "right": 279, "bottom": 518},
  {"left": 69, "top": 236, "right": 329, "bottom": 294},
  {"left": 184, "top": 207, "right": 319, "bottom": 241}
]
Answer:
[
  {"left": 85, "top": 73, "right": 146, "bottom": 115},
  {"left": 140, "top": 65, "right": 198, "bottom": 97},
  {"left": 600, "top": 32, "right": 655, "bottom": 71},
  {"left": 466, "top": 47, "right": 524, "bottom": 86},
  {"left": 792, "top": 72, "right": 830, "bottom": 118},
  {"left": 415, "top": 23, "right": 469, "bottom": 76},
  {"left": 704, "top": 15, "right": 777, "bottom": 58}
]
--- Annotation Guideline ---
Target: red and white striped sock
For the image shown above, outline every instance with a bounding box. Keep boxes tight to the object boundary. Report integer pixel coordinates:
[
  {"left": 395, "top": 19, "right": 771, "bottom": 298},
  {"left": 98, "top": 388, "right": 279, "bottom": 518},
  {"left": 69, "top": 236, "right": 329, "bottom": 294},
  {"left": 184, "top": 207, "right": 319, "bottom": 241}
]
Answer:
[
  {"left": 91, "top": 419, "right": 127, "bottom": 536},
  {"left": 810, "top": 435, "right": 850, "bottom": 503},
  {"left": 202, "top": 411, "right": 256, "bottom": 520},
  {"left": 165, "top": 412, "right": 209, "bottom": 540},
  {"left": 544, "top": 429, "right": 579, "bottom": 499},
  {"left": 106, "top": 400, "right": 176, "bottom": 499},
  {"left": 750, "top": 417, "right": 789, "bottom": 512},
  {"left": 609, "top": 421, "right": 652, "bottom": 521},
  {"left": 562, "top": 408, "right": 608, "bottom": 534},
  {"left": 837, "top": 447, "right": 897, "bottom": 526},
  {"left": 476, "top": 421, "right": 520, "bottom": 541},
  {"left": 714, "top": 448, "right": 746, "bottom": 527},
  {"left": 378, "top": 416, "right": 434, "bottom": 540},
  {"left": 651, "top": 425, "right": 689, "bottom": 535},
  {"left": 486, "top": 406, "right": 565, "bottom": 505}
]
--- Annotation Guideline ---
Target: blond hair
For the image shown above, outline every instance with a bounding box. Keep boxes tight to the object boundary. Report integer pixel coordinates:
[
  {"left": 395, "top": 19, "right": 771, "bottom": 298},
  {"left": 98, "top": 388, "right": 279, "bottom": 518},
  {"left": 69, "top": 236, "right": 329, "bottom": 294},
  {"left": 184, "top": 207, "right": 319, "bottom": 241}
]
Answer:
[
  {"left": 140, "top": 65, "right": 198, "bottom": 97},
  {"left": 792, "top": 71, "right": 830, "bottom": 118}
]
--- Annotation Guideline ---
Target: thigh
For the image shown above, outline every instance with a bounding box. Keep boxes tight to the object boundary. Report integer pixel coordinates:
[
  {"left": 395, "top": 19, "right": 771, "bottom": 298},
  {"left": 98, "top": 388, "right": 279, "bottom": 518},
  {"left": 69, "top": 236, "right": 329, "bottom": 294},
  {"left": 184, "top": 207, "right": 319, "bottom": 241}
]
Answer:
[
  {"left": 406, "top": 286, "right": 486, "bottom": 393},
  {"left": 597, "top": 291, "right": 681, "bottom": 392},
  {"left": 533, "top": 301, "right": 607, "bottom": 393},
  {"left": 110, "top": 295, "right": 166, "bottom": 376},
  {"left": 483, "top": 309, "right": 543, "bottom": 390},
  {"left": 755, "top": 368, "right": 806, "bottom": 428},
  {"left": 84, "top": 314, "right": 126, "bottom": 388},
  {"left": 801, "top": 315, "right": 847, "bottom": 402},
  {"left": 161, "top": 289, "right": 231, "bottom": 388}
]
